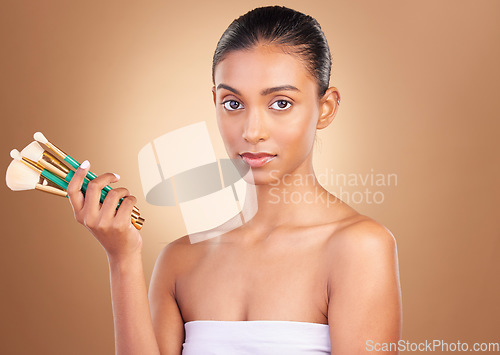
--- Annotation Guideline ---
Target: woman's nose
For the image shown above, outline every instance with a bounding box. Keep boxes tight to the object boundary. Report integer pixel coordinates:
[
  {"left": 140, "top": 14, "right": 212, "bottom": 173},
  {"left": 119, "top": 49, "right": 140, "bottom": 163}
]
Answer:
[{"left": 242, "top": 109, "right": 269, "bottom": 144}]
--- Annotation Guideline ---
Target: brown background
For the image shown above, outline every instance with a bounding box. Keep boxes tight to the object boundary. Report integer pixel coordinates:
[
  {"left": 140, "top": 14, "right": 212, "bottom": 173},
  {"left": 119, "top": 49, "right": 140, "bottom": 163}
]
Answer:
[{"left": 1, "top": 0, "right": 499, "bottom": 354}]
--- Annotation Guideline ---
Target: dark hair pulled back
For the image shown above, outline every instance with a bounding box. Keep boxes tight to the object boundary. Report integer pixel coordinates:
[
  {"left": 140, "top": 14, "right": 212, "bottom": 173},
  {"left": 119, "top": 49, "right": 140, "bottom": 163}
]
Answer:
[{"left": 212, "top": 6, "right": 332, "bottom": 97}]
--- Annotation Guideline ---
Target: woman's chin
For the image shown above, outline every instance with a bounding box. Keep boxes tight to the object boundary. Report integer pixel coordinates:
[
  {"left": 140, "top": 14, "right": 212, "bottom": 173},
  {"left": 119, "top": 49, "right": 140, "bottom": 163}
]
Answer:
[{"left": 239, "top": 168, "right": 282, "bottom": 186}]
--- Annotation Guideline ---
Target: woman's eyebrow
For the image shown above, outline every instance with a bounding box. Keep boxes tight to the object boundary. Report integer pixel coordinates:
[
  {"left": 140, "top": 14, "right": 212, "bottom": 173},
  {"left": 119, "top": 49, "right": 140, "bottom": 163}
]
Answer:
[
  {"left": 217, "top": 84, "right": 242, "bottom": 95},
  {"left": 260, "top": 85, "right": 300, "bottom": 96},
  {"left": 216, "top": 83, "right": 300, "bottom": 96}
]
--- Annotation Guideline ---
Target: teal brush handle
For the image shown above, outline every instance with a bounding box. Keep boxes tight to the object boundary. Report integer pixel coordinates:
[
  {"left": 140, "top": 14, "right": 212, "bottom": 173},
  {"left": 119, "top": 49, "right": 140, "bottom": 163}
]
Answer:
[
  {"left": 63, "top": 155, "right": 112, "bottom": 193},
  {"left": 65, "top": 170, "right": 126, "bottom": 208},
  {"left": 42, "top": 170, "right": 124, "bottom": 210},
  {"left": 41, "top": 170, "right": 68, "bottom": 190}
]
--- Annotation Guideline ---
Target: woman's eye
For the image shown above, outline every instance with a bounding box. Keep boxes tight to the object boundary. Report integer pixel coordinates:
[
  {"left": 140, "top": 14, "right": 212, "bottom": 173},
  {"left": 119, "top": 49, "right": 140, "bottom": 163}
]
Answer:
[
  {"left": 222, "top": 100, "right": 243, "bottom": 111},
  {"left": 270, "top": 100, "right": 292, "bottom": 110}
]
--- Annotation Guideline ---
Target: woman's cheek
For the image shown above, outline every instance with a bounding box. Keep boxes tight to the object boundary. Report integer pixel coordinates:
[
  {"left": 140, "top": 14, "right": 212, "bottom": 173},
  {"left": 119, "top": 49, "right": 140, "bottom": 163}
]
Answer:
[{"left": 219, "top": 120, "right": 241, "bottom": 154}]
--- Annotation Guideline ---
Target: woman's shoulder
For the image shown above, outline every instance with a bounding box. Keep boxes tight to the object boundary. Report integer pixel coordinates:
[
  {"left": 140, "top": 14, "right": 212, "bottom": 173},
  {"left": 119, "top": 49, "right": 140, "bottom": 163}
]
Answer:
[
  {"left": 325, "top": 211, "right": 397, "bottom": 261},
  {"left": 321, "top": 212, "right": 399, "bottom": 299},
  {"left": 156, "top": 234, "right": 204, "bottom": 266},
  {"left": 155, "top": 230, "right": 220, "bottom": 278}
]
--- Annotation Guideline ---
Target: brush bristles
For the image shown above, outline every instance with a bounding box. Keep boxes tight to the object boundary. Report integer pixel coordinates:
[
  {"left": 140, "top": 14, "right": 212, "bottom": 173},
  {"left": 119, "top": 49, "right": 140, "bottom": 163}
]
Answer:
[
  {"left": 10, "top": 149, "right": 22, "bottom": 160},
  {"left": 21, "top": 141, "right": 45, "bottom": 162},
  {"left": 34, "top": 132, "right": 48, "bottom": 144},
  {"left": 6, "top": 159, "right": 40, "bottom": 191}
]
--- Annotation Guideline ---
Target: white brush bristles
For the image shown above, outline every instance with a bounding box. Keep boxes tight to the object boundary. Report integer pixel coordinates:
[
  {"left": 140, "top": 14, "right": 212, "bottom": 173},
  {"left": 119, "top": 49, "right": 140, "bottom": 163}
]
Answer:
[
  {"left": 10, "top": 149, "right": 22, "bottom": 160},
  {"left": 6, "top": 159, "right": 40, "bottom": 191},
  {"left": 34, "top": 132, "right": 48, "bottom": 144},
  {"left": 21, "top": 141, "right": 45, "bottom": 162}
]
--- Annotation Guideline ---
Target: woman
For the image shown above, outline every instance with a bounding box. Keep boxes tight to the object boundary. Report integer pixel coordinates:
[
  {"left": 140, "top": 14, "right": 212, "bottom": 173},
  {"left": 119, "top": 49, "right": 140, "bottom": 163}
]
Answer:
[{"left": 67, "top": 5, "right": 402, "bottom": 354}]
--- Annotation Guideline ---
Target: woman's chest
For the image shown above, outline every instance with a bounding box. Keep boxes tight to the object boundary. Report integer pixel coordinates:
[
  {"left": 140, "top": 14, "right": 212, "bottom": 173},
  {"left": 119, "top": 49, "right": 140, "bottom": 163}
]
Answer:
[{"left": 176, "top": 232, "right": 332, "bottom": 323}]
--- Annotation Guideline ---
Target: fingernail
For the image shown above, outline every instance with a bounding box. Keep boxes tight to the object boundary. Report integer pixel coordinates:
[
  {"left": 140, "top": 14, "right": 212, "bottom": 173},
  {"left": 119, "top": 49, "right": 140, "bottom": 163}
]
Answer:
[
  {"left": 113, "top": 173, "right": 120, "bottom": 180},
  {"left": 80, "top": 160, "right": 90, "bottom": 169}
]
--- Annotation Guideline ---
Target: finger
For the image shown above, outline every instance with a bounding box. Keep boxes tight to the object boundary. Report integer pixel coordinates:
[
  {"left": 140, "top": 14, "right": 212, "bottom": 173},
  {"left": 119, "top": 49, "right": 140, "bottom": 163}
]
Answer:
[
  {"left": 99, "top": 187, "right": 130, "bottom": 222},
  {"left": 82, "top": 172, "right": 121, "bottom": 216},
  {"left": 115, "top": 195, "right": 138, "bottom": 228},
  {"left": 66, "top": 160, "right": 90, "bottom": 213}
]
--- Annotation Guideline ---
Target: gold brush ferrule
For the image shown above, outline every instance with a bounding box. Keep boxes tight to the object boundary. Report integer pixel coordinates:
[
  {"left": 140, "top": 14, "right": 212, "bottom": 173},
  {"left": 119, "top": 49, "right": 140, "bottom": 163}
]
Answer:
[
  {"left": 37, "top": 158, "right": 68, "bottom": 179},
  {"left": 35, "top": 184, "right": 68, "bottom": 197},
  {"left": 133, "top": 206, "right": 140, "bottom": 215},
  {"left": 131, "top": 216, "right": 145, "bottom": 230},
  {"left": 131, "top": 209, "right": 140, "bottom": 219},
  {"left": 20, "top": 157, "right": 43, "bottom": 173},
  {"left": 45, "top": 141, "right": 68, "bottom": 161},
  {"left": 42, "top": 151, "right": 70, "bottom": 174}
]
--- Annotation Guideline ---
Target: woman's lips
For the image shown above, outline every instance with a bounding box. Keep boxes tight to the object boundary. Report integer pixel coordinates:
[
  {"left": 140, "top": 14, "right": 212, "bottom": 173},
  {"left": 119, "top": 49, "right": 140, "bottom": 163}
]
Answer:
[{"left": 240, "top": 152, "right": 277, "bottom": 168}]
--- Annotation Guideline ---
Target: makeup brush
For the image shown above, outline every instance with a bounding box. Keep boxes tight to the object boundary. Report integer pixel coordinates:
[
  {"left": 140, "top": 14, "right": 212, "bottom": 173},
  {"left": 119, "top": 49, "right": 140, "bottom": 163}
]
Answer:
[
  {"left": 33, "top": 132, "right": 140, "bottom": 215},
  {"left": 21, "top": 141, "right": 140, "bottom": 215},
  {"left": 34, "top": 132, "right": 119, "bottom": 197},
  {"left": 9, "top": 150, "right": 144, "bottom": 229},
  {"left": 6, "top": 159, "right": 68, "bottom": 197},
  {"left": 10, "top": 149, "right": 71, "bottom": 191},
  {"left": 6, "top": 157, "right": 143, "bottom": 229},
  {"left": 10, "top": 147, "right": 144, "bottom": 220}
]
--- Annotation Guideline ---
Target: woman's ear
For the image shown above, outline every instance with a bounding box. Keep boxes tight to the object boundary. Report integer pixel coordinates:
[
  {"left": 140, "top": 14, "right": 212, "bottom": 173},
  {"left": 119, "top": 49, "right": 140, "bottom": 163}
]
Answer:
[
  {"left": 212, "top": 86, "right": 217, "bottom": 106},
  {"left": 317, "top": 87, "right": 340, "bottom": 129}
]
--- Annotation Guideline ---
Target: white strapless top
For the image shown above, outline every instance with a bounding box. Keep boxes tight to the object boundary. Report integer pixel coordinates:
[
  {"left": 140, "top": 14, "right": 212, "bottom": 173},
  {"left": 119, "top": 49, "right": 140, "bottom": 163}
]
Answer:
[{"left": 182, "top": 320, "right": 331, "bottom": 354}]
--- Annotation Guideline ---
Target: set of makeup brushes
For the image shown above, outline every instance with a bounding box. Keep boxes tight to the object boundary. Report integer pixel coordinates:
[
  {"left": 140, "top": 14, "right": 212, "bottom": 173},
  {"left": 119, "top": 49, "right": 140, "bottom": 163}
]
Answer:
[{"left": 6, "top": 132, "right": 144, "bottom": 230}]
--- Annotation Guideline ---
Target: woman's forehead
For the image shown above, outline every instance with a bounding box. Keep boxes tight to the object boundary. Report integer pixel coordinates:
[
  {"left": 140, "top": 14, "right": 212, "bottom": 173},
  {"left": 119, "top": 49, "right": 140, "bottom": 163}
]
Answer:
[{"left": 213, "top": 46, "right": 316, "bottom": 93}]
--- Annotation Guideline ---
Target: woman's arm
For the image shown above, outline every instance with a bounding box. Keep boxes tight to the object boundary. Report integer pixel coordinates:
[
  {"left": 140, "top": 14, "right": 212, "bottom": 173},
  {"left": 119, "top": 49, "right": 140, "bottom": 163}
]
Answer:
[
  {"left": 67, "top": 162, "right": 160, "bottom": 354},
  {"left": 149, "top": 242, "right": 186, "bottom": 354},
  {"left": 108, "top": 252, "right": 160, "bottom": 354},
  {"left": 327, "top": 218, "right": 402, "bottom": 355}
]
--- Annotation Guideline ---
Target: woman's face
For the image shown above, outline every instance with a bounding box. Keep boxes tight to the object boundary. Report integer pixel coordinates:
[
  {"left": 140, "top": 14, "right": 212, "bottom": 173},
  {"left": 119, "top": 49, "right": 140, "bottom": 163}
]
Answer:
[{"left": 212, "top": 44, "right": 328, "bottom": 185}]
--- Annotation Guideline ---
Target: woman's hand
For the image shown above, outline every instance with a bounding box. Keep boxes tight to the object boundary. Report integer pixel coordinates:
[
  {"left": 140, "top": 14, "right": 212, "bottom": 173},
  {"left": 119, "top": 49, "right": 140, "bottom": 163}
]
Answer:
[{"left": 67, "top": 160, "right": 143, "bottom": 261}]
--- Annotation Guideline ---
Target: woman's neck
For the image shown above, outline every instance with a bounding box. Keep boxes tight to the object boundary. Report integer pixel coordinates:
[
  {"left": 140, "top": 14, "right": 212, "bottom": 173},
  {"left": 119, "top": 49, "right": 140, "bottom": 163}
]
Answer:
[{"left": 239, "top": 157, "right": 340, "bottom": 232}]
